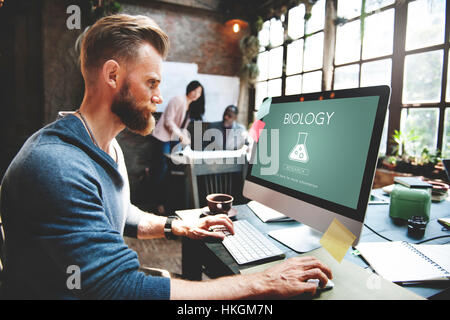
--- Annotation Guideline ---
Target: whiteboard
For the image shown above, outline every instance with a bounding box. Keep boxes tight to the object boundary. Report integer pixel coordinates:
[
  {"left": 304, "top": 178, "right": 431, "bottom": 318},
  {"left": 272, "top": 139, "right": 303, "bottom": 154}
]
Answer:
[
  {"left": 158, "top": 61, "right": 240, "bottom": 123},
  {"left": 197, "top": 73, "right": 240, "bottom": 122},
  {"left": 158, "top": 61, "right": 198, "bottom": 112}
]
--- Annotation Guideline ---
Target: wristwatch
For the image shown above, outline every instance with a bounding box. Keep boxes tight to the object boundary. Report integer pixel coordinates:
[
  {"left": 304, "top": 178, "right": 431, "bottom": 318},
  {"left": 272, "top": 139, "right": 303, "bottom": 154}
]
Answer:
[{"left": 164, "top": 216, "right": 179, "bottom": 240}]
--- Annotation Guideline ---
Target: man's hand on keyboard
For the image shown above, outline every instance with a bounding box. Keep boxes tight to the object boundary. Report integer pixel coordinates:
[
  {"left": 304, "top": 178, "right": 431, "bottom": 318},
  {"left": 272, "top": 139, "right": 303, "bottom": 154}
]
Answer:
[
  {"left": 172, "top": 214, "right": 234, "bottom": 241},
  {"left": 253, "top": 256, "right": 333, "bottom": 298}
]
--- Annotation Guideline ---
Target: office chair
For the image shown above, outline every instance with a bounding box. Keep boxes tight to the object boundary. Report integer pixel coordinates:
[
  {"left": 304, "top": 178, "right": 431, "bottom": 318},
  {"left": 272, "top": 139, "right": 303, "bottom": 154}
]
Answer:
[{"left": 187, "top": 158, "right": 247, "bottom": 208}]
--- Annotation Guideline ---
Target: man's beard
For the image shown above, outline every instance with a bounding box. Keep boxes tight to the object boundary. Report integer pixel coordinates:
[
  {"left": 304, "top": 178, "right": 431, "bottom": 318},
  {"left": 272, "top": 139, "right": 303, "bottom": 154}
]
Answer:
[{"left": 111, "top": 81, "right": 156, "bottom": 136}]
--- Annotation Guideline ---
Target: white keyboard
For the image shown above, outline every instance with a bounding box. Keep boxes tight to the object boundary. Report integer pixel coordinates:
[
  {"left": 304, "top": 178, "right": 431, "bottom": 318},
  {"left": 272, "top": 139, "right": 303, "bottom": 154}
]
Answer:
[{"left": 211, "top": 220, "right": 285, "bottom": 265}]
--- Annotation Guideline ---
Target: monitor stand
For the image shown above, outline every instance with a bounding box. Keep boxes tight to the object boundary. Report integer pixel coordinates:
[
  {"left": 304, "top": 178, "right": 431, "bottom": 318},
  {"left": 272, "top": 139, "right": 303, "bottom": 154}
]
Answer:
[{"left": 268, "top": 225, "right": 323, "bottom": 253}]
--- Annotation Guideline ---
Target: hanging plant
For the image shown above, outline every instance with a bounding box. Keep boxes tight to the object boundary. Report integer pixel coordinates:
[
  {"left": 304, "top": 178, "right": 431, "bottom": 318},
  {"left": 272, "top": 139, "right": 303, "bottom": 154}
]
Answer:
[
  {"left": 90, "top": 0, "right": 122, "bottom": 23},
  {"left": 239, "top": 18, "right": 263, "bottom": 82},
  {"left": 239, "top": 35, "right": 260, "bottom": 82}
]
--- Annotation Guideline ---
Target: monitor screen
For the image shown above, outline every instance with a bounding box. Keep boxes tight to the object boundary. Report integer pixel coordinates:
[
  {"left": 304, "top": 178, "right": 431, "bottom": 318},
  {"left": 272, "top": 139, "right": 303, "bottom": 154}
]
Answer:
[{"left": 246, "top": 86, "right": 390, "bottom": 223}]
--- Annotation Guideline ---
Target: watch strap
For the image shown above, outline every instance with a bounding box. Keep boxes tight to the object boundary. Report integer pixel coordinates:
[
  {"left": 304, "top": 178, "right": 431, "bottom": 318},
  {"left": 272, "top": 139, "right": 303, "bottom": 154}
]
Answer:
[{"left": 164, "top": 216, "right": 179, "bottom": 240}]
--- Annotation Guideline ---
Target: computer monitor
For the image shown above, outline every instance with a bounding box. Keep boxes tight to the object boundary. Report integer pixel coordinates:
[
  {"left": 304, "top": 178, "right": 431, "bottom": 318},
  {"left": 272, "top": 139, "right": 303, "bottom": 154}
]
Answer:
[{"left": 243, "top": 86, "right": 390, "bottom": 252}]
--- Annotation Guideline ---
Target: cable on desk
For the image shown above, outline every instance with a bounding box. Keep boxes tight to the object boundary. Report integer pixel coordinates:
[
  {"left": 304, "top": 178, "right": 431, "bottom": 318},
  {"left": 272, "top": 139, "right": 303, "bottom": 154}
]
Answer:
[
  {"left": 415, "top": 235, "right": 450, "bottom": 244},
  {"left": 364, "top": 223, "right": 450, "bottom": 244},
  {"left": 363, "top": 223, "right": 393, "bottom": 242}
]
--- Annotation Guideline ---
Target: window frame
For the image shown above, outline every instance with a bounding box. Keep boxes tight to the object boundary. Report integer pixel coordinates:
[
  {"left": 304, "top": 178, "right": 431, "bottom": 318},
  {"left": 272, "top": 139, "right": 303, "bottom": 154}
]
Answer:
[
  {"left": 254, "top": 0, "right": 327, "bottom": 113},
  {"left": 388, "top": 0, "right": 450, "bottom": 156},
  {"left": 252, "top": 0, "right": 450, "bottom": 157}
]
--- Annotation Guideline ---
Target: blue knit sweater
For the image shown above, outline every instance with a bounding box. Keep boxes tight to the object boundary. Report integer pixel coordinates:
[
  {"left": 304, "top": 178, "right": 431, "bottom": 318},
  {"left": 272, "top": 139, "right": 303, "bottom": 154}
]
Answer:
[{"left": 0, "top": 115, "right": 170, "bottom": 299}]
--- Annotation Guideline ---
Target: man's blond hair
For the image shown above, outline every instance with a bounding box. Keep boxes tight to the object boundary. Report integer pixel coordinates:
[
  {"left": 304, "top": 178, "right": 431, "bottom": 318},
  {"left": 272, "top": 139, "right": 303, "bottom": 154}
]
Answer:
[{"left": 80, "top": 14, "right": 169, "bottom": 83}]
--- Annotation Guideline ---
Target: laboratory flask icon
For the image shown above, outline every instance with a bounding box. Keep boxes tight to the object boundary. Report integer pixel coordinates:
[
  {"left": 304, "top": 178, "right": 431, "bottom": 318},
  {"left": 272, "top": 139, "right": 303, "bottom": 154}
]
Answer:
[{"left": 289, "top": 132, "right": 309, "bottom": 163}]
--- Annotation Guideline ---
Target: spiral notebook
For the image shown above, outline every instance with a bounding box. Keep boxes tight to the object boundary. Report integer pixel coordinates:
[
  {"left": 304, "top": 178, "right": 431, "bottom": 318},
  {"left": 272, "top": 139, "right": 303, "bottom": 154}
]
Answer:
[{"left": 356, "top": 242, "right": 450, "bottom": 283}]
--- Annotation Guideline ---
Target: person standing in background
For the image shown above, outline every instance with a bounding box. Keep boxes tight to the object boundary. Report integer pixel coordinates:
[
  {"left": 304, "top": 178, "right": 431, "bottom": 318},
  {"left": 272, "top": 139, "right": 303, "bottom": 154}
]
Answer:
[
  {"left": 151, "top": 80, "right": 204, "bottom": 214},
  {"left": 186, "top": 81, "right": 205, "bottom": 122}
]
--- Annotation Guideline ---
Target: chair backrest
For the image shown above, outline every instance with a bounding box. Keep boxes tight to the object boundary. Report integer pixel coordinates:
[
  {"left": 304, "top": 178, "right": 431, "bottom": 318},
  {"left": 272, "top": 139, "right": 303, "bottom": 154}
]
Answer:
[{"left": 187, "top": 158, "right": 247, "bottom": 208}]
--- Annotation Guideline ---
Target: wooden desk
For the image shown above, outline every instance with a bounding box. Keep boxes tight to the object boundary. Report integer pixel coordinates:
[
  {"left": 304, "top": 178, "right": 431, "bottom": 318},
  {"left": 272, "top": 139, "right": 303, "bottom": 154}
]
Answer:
[{"left": 177, "top": 191, "right": 450, "bottom": 299}]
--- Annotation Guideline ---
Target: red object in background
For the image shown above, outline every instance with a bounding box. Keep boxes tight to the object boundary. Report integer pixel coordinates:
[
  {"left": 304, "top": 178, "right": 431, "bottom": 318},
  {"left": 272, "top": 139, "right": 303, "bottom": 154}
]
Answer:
[{"left": 249, "top": 120, "right": 266, "bottom": 142}]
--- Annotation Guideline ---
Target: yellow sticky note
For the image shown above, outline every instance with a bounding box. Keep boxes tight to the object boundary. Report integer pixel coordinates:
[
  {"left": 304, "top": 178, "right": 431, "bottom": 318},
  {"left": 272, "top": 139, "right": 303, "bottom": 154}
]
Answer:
[{"left": 319, "top": 218, "right": 356, "bottom": 263}]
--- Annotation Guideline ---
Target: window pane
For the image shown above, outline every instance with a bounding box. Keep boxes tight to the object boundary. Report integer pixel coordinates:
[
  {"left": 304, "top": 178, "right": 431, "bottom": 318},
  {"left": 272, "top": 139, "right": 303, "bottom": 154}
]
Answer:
[
  {"left": 361, "top": 59, "right": 392, "bottom": 87},
  {"left": 400, "top": 108, "right": 439, "bottom": 156},
  {"left": 447, "top": 52, "right": 450, "bottom": 102},
  {"left": 335, "top": 20, "right": 361, "bottom": 65},
  {"left": 443, "top": 108, "right": 450, "bottom": 158},
  {"left": 365, "top": 0, "right": 394, "bottom": 12},
  {"left": 270, "top": 18, "right": 284, "bottom": 47},
  {"left": 405, "top": 0, "right": 446, "bottom": 51},
  {"left": 288, "top": 4, "right": 305, "bottom": 39},
  {"left": 306, "top": 0, "right": 325, "bottom": 34},
  {"left": 337, "top": 0, "right": 361, "bottom": 19},
  {"left": 268, "top": 78, "right": 282, "bottom": 97},
  {"left": 362, "top": 9, "right": 394, "bottom": 59},
  {"left": 286, "top": 39, "right": 304, "bottom": 75},
  {"left": 334, "top": 64, "right": 359, "bottom": 90},
  {"left": 257, "top": 51, "right": 268, "bottom": 81},
  {"left": 255, "top": 81, "right": 267, "bottom": 109},
  {"left": 268, "top": 47, "right": 283, "bottom": 79},
  {"left": 304, "top": 32, "right": 324, "bottom": 72},
  {"left": 403, "top": 50, "right": 443, "bottom": 104},
  {"left": 302, "top": 71, "right": 322, "bottom": 93},
  {"left": 286, "top": 75, "right": 302, "bottom": 95},
  {"left": 258, "top": 20, "right": 270, "bottom": 49}
]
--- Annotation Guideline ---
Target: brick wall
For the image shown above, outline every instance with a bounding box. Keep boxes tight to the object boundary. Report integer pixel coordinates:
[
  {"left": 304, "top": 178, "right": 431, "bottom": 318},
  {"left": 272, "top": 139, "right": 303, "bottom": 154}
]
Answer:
[
  {"left": 121, "top": 1, "right": 242, "bottom": 76},
  {"left": 42, "top": 0, "right": 243, "bottom": 123}
]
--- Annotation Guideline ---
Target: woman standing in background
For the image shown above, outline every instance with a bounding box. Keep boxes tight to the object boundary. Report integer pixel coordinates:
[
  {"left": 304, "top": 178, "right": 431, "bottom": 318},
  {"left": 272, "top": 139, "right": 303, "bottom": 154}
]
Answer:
[{"left": 151, "top": 80, "right": 205, "bottom": 214}]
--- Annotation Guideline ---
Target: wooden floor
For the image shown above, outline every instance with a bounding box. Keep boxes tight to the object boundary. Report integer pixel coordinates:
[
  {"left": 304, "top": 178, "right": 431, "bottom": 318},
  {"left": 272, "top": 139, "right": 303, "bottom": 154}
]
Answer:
[{"left": 124, "top": 237, "right": 183, "bottom": 276}]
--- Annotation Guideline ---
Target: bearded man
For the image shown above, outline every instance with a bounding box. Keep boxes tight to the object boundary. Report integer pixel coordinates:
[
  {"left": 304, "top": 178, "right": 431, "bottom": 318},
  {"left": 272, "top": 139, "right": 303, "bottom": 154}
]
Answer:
[{"left": 0, "top": 14, "right": 332, "bottom": 299}]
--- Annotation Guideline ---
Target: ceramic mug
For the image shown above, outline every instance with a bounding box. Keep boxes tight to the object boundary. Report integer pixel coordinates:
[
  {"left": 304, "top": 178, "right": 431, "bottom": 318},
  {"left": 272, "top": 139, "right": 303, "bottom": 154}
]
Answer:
[{"left": 206, "top": 193, "right": 234, "bottom": 215}]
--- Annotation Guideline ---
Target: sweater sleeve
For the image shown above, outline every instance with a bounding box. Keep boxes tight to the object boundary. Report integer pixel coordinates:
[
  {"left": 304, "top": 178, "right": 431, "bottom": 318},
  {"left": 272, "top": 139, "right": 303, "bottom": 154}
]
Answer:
[
  {"left": 163, "top": 97, "right": 184, "bottom": 139},
  {"left": 22, "top": 144, "right": 170, "bottom": 300},
  {"left": 123, "top": 204, "right": 149, "bottom": 238}
]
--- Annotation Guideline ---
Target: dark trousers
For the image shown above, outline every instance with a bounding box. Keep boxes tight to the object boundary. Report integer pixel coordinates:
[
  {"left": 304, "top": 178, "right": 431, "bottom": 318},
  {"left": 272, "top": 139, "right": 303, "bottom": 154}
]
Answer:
[{"left": 150, "top": 136, "right": 179, "bottom": 211}]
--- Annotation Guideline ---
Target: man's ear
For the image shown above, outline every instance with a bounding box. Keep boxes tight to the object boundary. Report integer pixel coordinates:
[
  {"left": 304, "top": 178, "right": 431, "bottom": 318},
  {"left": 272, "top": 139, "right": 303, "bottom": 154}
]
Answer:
[{"left": 102, "top": 60, "right": 120, "bottom": 89}]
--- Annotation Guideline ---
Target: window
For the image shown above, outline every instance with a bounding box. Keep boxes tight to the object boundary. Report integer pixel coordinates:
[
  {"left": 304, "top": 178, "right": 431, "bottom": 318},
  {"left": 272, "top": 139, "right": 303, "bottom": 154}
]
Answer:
[
  {"left": 334, "top": 0, "right": 395, "bottom": 154},
  {"left": 255, "top": 18, "right": 285, "bottom": 110},
  {"left": 400, "top": 0, "right": 448, "bottom": 157},
  {"left": 253, "top": 0, "right": 449, "bottom": 158},
  {"left": 400, "top": 108, "right": 439, "bottom": 156},
  {"left": 254, "top": 0, "right": 326, "bottom": 109}
]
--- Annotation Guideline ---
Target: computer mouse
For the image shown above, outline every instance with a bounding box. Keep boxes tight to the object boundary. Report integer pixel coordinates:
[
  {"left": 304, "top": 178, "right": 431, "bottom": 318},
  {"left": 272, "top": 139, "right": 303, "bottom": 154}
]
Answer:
[{"left": 307, "top": 278, "right": 334, "bottom": 291}]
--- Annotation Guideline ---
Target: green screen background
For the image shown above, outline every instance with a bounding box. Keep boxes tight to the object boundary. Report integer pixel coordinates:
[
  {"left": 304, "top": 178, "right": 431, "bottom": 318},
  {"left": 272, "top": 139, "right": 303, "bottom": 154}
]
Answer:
[{"left": 251, "top": 96, "right": 380, "bottom": 210}]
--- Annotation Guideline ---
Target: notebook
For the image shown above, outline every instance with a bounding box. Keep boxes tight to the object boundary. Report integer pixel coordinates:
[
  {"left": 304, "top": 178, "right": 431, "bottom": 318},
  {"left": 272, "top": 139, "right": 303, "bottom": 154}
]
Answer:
[
  {"left": 356, "top": 241, "right": 450, "bottom": 283},
  {"left": 394, "top": 176, "right": 433, "bottom": 189},
  {"left": 247, "top": 201, "right": 294, "bottom": 222}
]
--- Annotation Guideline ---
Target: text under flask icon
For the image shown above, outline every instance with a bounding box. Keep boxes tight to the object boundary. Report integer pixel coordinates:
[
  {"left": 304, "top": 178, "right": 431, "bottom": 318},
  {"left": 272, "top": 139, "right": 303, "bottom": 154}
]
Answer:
[{"left": 289, "top": 132, "right": 309, "bottom": 163}]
